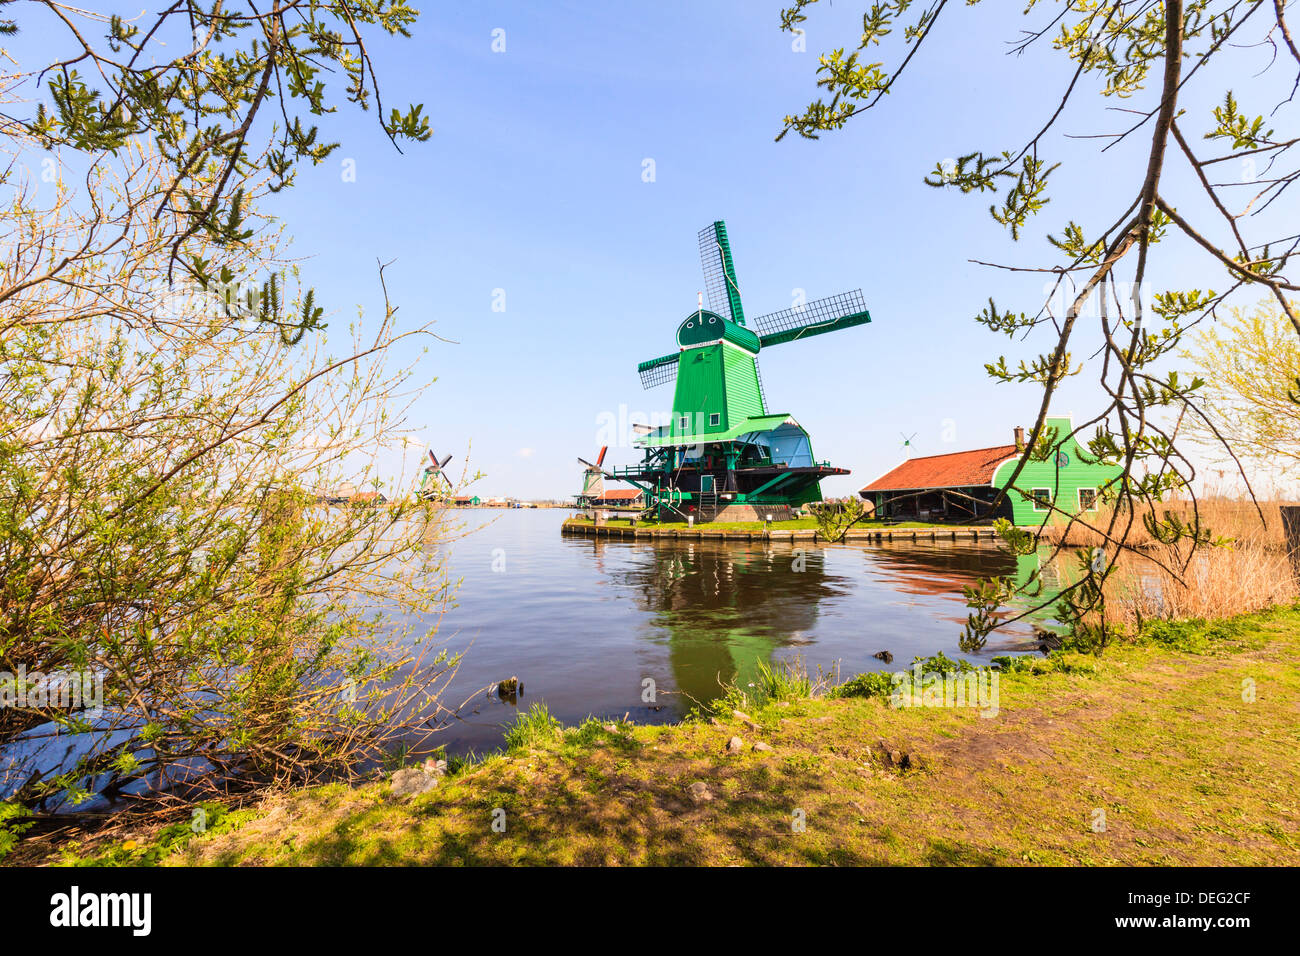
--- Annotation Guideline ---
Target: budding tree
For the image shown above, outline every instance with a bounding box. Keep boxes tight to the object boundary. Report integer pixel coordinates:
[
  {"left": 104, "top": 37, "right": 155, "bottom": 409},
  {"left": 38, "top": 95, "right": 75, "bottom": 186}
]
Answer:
[
  {"left": 1181, "top": 300, "right": 1300, "bottom": 485},
  {"left": 0, "top": 2, "right": 463, "bottom": 817},
  {"left": 780, "top": 0, "right": 1300, "bottom": 646}
]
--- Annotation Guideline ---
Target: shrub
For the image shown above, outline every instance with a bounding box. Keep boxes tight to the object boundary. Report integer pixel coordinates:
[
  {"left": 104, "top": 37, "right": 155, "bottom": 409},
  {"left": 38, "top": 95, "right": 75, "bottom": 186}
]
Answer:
[{"left": 831, "top": 672, "right": 894, "bottom": 700}]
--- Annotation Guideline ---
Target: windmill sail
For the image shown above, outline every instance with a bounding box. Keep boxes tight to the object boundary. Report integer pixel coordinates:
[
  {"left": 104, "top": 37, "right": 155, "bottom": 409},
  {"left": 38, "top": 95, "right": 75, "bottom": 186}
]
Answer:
[
  {"left": 419, "top": 448, "right": 453, "bottom": 498},
  {"left": 752, "top": 290, "right": 870, "bottom": 348},
  {"left": 638, "top": 351, "right": 679, "bottom": 389},
  {"left": 698, "top": 221, "right": 745, "bottom": 326}
]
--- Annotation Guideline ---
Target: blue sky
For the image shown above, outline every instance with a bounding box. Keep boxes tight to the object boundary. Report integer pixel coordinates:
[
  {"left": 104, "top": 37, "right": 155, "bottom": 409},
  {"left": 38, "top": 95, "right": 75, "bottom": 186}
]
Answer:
[{"left": 18, "top": 1, "right": 1293, "bottom": 498}]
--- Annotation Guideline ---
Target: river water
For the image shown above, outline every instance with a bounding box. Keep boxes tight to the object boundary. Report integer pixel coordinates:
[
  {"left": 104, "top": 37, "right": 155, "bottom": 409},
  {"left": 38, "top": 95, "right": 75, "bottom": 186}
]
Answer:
[
  {"left": 0, "top": 507, "right": 1060, "bottom": 804},
  {"left": 421, "top": 509, "right": 1052, "bottom": 755}
]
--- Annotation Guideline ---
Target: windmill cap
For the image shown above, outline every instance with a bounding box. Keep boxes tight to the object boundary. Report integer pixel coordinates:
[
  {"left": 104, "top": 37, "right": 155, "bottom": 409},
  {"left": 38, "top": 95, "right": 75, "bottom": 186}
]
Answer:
[{"left": 676, "top": 311, "right": 760, "bottom": 352}]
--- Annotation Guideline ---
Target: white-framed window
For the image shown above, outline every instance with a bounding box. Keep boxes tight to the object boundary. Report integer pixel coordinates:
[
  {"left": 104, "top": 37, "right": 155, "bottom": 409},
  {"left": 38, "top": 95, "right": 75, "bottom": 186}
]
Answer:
[
  {"left": 1078, "top": 487, "right": 1098, "bottom": 511},
  {"left": 679, "top": 415, "right": 689, "bottom": 431},
  {"left": 1030, "top": 488, "right": 1052, "bottom": 511},
  {"left": 709, "top": 413, "right": 720, "bottom": 426}
]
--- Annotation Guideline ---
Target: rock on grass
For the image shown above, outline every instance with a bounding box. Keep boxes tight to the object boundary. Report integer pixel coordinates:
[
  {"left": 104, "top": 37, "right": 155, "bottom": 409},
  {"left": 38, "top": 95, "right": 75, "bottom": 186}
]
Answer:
[
  {"left": 687, "top": 782, "right": 713, "bottom": 805},
  {"left": 390, "top": 767, "right": 440, "bottom": 799}
]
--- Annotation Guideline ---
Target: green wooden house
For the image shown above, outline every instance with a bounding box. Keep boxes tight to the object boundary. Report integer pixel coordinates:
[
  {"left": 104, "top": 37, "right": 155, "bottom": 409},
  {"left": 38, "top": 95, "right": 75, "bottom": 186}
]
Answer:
[{"left": 859, "top": 417, "right": 1121, "bottom": 525}]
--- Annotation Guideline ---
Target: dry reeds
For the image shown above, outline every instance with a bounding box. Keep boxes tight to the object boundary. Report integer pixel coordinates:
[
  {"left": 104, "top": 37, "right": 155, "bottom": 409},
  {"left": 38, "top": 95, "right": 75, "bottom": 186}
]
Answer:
[
  {"left": 1039, "top": 498, "right": 1295, "bottom": 551},
  {"left": 1102, "top": 541, "right": 1299, "bottom": 629},
  {"left": 1042, "top": 498, "right": 1300, "bottom": 631}
]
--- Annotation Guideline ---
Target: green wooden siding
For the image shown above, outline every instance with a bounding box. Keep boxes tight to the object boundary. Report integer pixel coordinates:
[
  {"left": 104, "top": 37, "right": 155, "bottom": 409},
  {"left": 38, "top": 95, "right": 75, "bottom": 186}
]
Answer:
[
  {"left": 668, "top": 345, "right": 723, "bottom": 439},
  {"left": 721, "top": 344, "right": 766, "bottom": 423},
  {"left": 990, "top": 417, "right": 1120, "bottom": 525},
  {"left": 666, "top": 342, "right": 764, "bottom": 440}
]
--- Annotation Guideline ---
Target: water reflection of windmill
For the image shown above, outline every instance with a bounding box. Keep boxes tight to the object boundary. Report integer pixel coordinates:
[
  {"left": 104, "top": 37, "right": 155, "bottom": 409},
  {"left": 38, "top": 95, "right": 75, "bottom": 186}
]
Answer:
[{"left": 617, "top": 541, "right": 844, "bottom": 709}]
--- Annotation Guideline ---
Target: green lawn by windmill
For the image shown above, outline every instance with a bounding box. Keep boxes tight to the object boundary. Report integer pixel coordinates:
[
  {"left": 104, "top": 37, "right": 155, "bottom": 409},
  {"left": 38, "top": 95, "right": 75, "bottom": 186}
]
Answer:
[{"left": 595, "top": 221, "right": 872, "bottom": 521}]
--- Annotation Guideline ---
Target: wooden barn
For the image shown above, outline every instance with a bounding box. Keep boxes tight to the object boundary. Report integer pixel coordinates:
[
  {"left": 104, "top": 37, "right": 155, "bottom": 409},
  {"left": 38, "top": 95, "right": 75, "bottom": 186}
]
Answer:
[{"left": 859, "top": 417, "right": 1121, "bottom": 525}]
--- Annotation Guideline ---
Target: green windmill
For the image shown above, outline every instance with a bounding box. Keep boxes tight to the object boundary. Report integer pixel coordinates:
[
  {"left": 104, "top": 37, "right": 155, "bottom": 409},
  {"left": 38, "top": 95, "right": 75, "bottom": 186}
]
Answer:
[{"left": 603, "top": 221, "right": 872, "bottom": 521}]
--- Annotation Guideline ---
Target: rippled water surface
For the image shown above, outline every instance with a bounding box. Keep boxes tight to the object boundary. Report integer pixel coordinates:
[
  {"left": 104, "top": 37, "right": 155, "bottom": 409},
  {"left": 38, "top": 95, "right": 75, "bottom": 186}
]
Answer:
[{"left": 419, "top": 510, "right": 1051, "bottom": 754}]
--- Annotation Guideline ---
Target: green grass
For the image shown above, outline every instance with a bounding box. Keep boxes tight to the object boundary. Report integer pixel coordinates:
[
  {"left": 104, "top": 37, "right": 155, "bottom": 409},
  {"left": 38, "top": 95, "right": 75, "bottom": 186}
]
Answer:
[
  {"left": 752, "top": 658, "right": 816, "bottom": 703},
  {"left": 38, "top": 605, "right": 1300, "bottom": 867},
  {"left": 502, "top": 703, "right": 562, "bottom": 752},
  {"left": 41, "top": 803, "right": 259, "bottom": 867}
]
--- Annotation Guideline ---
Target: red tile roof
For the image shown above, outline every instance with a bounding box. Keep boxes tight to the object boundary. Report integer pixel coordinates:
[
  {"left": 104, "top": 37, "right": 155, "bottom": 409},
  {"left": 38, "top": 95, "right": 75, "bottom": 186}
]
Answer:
[
  {"left": 860, "top": 444, "right": 1018, "bottom": 493},
  {"left": 597, "top": 488, "right": 643, "bottom": 501}
]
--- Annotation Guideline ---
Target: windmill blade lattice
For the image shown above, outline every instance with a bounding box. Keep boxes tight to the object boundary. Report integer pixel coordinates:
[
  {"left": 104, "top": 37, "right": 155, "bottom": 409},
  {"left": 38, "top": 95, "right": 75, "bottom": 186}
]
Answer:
[
  {"left": 638, "top": 352, "right": 679, "bottom": 389},
  {"left": 752, "top": 289, "right": 868, "bottom": 346},
  {"left": 698, "top": 223, "right": 734, "bottom": 323}
]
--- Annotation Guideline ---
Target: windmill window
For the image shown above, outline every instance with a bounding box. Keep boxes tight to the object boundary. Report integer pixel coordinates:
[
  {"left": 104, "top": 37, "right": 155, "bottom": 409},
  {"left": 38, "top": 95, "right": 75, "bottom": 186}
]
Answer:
[
  {"left": 709, "top": 413, "right": 720, "bottom": 426},
  {"left": 1031, "top": 488, "right": 1052, "bottom": 511},
  {"left": 1078, "top": 488, "right": 1098, "bottom": 511},
  {"left": 679, "top": 416, "right": 689, "bottom": 431}
]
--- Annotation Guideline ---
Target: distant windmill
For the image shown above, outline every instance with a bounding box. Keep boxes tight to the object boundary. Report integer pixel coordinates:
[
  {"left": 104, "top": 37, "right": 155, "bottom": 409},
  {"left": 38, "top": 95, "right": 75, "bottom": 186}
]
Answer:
[
  {"left": 900, "top": 432, "right": 917, "bottom": 449},
  {"left": 575, "top": 445, "right": 609, "bottom": 507},
  {"left": 418, "top": 448, "right": 453, "bottom": 500}
]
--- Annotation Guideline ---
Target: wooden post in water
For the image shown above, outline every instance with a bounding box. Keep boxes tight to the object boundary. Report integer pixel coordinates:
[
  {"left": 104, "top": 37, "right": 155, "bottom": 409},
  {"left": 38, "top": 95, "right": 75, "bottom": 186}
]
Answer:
[{"left": 1282, "top": 506, "right": 1300, "bottom": 581}]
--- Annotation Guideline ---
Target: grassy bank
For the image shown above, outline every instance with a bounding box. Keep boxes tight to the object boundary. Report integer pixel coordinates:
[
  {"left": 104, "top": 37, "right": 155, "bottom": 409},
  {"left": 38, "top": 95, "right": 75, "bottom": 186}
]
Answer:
[{"left": 28, "top": 605, "right": 1300, "bottom": 866}]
